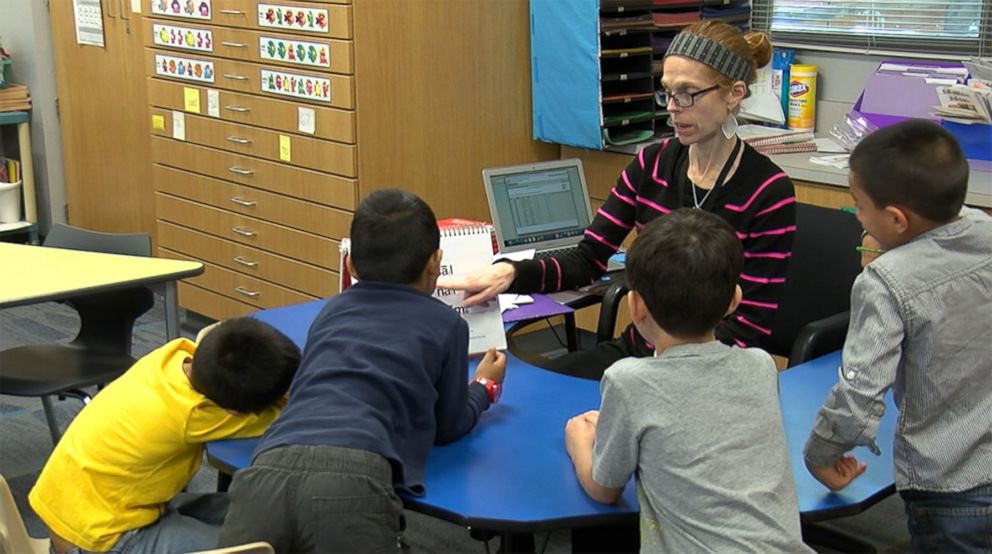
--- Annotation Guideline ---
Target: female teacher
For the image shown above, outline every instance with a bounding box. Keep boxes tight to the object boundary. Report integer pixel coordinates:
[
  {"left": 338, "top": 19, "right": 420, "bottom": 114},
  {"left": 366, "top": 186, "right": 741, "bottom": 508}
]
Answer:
[{"left": 444, "top": 20, "right": 796, "bottom": 380}]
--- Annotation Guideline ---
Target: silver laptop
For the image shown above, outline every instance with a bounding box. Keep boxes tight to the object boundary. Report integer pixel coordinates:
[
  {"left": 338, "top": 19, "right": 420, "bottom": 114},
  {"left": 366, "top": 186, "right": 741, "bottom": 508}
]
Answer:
[{"left": 482, "top": 159, "right": 594, "bottom": 257}]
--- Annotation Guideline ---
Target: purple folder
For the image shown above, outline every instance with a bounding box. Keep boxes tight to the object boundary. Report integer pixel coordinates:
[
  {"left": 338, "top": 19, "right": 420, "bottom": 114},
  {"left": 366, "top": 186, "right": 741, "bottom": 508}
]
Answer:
[
  {"left": 501, "top": 293, "right": 574, "bottom": 323},
  {"left": 852, "top": 59, "right": 965, "bottom": 129}
]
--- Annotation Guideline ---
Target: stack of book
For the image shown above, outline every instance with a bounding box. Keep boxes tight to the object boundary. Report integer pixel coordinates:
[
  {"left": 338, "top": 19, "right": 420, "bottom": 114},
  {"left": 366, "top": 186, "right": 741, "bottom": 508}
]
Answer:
[
  {"left": 0, "top": 84, "right": 31, "bottom": 112},
  {"left": 933, "top": 82, "right": 992, "bottom": 124},
  {"left": 737, "top": 124, "right": 816, "bottom": 155},
  {"left": 702, "top": 0, "right": 750, "bottom": 31},
  {"left": 0, "top": 157, "right": 20, "bottom": 183},
  {"left": 651, "top": 0, "right": 702, "bottom": 6},
  {"left": 652, "top": 9, "right": 700, "bottom": 28},
  {"left": 600, "top": 0, "right": 654, "bottom": 8},
  {"left": 600, "top": 13, "right": 655, "bottom": 35}
]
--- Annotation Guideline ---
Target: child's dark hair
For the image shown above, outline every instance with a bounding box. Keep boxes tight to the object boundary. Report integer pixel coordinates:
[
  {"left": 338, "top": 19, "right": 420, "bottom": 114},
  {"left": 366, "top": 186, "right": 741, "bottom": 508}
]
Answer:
[
  {"left": 190, "top": 318, "right": 301, "bottom": 412},
  {"left": 850, "top": 119, "right": 968, "bottom": 222},
  {"left": 625, "top": 208, "right": 742, "bottom": 338},
  {"left": 350, "top": 188, "right": 440, "bottom": 284}
]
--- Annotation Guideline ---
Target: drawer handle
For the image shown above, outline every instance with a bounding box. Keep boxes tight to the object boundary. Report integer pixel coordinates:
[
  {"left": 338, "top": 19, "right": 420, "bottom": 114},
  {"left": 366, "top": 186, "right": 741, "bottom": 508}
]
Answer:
[
  {"left": 221, "top": 41, "right": 247, "bottom": 48},
  {"left": 218, "top": 9, "right": 245, "bottom": 15},
  {"left": 234, "top": 286, "right": 260, "bottom": 298},
  {"left": 233, "top": 256, "right": 258, "bottom": 268},
  {"left": 223, "top": 73, "right": 249, "bottom": 81},
  {"left": 231, "top": 226, "right": 257, "bottom": 237},
  {"left": 226, "top": 135, "right": 253, "bottom": 145},
  {"left": 228, "top": 166, "right": 254, "bottom": 176},
  {"left": 224, "top": 105, "right": 251, "bottom": 113},
  {"left": 229, "top": 196, "right": 257, "bottom": 207}
]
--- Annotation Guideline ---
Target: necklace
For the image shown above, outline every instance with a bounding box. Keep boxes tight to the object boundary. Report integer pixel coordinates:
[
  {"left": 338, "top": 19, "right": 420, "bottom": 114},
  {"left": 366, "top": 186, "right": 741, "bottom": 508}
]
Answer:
[
  {"left": 689, "top": 138, "right": 742, "bottom": 209},
  {"left": 691, "top": 180, "right": 715, "bottom": 210}
]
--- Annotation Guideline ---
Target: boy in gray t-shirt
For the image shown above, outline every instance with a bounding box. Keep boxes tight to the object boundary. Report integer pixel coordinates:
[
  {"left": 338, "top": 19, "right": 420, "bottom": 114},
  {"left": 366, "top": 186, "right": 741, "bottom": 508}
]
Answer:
[{"left": 565, "top": 209, "right": 811, "bottom": 552}]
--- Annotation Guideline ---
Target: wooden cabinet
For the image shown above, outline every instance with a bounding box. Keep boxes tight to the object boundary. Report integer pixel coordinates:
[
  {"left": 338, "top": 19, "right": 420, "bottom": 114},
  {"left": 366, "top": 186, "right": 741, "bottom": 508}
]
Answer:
[
  {"left": 146, "top": 79, "right": 355, "bottom": 142},
  {"left": 145, "top": 0, "right": 354, "bottom": 317},
  {"left": 144, "top": 0, "right": 557, "bottom": 320},
  {"left": 142, "top": 19, "right": 354, "bottom": 73},
  {"left": 49, "top": 0, "right": 154, "bottom": 235},
  {"left": 149, "top": 107, "right": 357, "bottom": 175}
]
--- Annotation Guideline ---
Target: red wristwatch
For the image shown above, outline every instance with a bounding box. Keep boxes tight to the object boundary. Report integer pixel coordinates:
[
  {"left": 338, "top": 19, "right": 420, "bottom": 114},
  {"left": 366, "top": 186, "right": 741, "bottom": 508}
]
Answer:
[{"left": 474, "top": 377, "right": 502, "bottom": 404}]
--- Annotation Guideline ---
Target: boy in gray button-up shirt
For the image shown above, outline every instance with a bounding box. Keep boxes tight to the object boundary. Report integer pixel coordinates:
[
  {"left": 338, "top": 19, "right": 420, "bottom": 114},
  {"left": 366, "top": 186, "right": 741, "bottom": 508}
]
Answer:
[
  {"left": 803, "top": 120, "right": 992, "bottom": 553},
  {"left": 565, "top": 209, "right": 810, "bottom": 552}
]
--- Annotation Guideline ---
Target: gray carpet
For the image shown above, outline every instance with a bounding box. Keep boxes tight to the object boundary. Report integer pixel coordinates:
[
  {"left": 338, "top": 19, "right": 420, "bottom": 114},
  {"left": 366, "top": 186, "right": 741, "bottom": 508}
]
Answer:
[{"left": 0, "top": 297, "right": 910, "bottom": 553}]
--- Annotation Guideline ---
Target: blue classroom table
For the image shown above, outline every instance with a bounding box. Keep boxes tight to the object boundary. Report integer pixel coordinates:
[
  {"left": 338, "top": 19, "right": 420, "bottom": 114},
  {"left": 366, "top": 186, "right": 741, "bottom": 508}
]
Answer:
[{"left": 207, "top": 300, "right": 897, "bottom": 551}]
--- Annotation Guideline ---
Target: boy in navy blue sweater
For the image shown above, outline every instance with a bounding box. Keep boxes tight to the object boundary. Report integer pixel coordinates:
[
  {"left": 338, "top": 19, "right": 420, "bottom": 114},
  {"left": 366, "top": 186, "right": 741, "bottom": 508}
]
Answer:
[{"left": 218, "top": 189, "right": 506, "bottom": 553}]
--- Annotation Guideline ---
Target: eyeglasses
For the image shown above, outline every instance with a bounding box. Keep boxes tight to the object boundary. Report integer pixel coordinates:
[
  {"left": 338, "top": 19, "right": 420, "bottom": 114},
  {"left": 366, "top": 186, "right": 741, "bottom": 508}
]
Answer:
[{"left": 656, "top": 84, "right": 721, "bottom": 108}]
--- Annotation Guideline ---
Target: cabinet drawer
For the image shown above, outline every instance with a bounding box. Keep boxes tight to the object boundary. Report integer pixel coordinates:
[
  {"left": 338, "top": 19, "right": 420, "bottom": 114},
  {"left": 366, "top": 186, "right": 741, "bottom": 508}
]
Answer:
[
  {"left": 165, "top": 249, "right": 319, "bottom": 310},
  {"left": 214, "top": 1, "right": 352, "bottom": 37},
  {"left": 146, "top": 78, "right": 355, "bottom": 143},
  {"left": 153, "top": 165, "right": 351, "bottom": 239},
  {"left": 156, "top": 192, "right": 339, "bottom": 268},
  {"left": 148, "top": 48, "right": 354, "bottom": 109},
  {"left": 151, "top": 137, "right": 356, "bottom": 209},
  {"left": 177, "top": 281, "right": 255, "bottom": 320},
  {"left": 158, "top": 221, "right": 337, "bottom": 297},
  {"left": 144, "top": 20, "right": 353, "bottom": 74},
  {"left": 150, "top": 107, "right": 356, "bottom": 176},
  {"left": 149, "top": 1, "right": 352, "bottom": 38}
]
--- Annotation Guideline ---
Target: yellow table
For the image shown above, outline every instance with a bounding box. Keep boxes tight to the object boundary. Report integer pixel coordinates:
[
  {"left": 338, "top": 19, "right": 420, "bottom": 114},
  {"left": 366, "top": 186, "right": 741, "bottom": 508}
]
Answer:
[{"left": 0, "top": 243, "right": 204, "bottom": 340}]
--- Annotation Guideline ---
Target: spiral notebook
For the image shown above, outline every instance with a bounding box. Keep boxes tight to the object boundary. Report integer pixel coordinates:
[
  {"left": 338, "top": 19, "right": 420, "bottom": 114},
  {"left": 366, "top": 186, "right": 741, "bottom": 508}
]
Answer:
[
  {"left": 434, "top": 224, "right": 507, "bottom": 355},
  {"left": 339, "top": 230, "right": 505, "bottom": 356}
]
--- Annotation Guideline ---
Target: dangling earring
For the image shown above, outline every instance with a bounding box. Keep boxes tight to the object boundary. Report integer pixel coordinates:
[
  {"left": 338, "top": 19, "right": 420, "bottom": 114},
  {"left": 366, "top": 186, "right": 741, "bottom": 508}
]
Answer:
[{"left": 721, "top": 113, "right": 738, "bottom": 139}]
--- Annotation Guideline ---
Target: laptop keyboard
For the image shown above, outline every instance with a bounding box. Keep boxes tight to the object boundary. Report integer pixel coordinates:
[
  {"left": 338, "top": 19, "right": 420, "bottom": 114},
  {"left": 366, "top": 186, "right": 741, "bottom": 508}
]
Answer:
[{"left": 535, "top": 248, "right": 576, "bottom": 260}]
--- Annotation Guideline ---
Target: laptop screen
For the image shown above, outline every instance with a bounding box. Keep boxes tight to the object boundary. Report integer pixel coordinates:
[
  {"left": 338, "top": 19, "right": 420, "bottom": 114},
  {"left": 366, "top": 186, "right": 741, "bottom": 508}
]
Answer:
[{"left": 483, "top": 159, "right": 593, "bottom": 253}]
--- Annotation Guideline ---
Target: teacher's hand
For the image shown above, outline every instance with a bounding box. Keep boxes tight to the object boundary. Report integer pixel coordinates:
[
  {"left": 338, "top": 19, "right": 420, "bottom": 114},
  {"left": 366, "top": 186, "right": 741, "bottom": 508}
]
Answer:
[{"left": 436, "top": 262, "right": 516, "bottom": 307}]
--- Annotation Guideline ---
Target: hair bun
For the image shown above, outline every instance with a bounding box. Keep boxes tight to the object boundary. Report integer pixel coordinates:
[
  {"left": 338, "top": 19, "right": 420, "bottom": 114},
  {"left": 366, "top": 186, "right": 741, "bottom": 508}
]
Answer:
[{"left": 744, "top": 31, "right": 772, "bottom": 68}]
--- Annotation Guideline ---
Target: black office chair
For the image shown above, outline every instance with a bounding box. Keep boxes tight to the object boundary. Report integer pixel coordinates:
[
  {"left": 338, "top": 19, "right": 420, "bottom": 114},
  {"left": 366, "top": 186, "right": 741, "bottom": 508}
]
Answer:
[
  {"left": 0, "top": 224, "right": 154, "bottom": 444},
  {"left": 596, "top": 203, "right": 863, "bottom": 367},
  {"left": 765, "top": 203, "right": 862, "bottom": 366}
]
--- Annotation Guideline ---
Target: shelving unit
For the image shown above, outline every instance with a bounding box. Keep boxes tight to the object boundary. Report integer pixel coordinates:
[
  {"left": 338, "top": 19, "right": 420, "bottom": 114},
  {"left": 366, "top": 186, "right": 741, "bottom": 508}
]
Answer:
[
  {"left": 531, "top": 0, "right": 750, "bottom": 151},
  {"left": 0, "top": 110, "right": 38, "bottom": 243}
]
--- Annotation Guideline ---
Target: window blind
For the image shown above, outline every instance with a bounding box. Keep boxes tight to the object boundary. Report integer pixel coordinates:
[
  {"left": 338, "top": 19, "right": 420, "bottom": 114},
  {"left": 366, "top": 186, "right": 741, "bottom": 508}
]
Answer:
[{"left": 751, "top": 0, "right": 991, "bottom": 57}]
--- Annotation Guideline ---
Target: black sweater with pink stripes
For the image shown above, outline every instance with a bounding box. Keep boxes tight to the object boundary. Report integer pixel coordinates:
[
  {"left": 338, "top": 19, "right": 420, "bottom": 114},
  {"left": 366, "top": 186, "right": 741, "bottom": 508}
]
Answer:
[{"left": 507, "top": 138, "right": 796, "bottom": 351}]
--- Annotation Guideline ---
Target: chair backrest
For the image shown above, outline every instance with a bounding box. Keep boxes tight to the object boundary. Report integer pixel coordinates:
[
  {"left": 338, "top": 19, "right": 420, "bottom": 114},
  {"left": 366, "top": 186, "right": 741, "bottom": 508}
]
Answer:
[
  {"left": 189, "top": 542, "right": 275, "bottom": 554},
  {"left": 43, "top": 224, "right": 155, "bottom": 353},
  {"left": 0, "top": 474, "right": 49, "bottom": 554},
  {"left": 766, "top": 203, "right": 863, "bottom": 359},
  {"left": 43, "top": 223, "right": 151, "bottom": 257}
]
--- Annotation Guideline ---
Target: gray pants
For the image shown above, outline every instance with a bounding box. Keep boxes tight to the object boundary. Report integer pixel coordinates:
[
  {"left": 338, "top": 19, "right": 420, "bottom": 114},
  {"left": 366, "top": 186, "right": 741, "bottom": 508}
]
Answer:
[
  {"left": 55, "top": 493, "right": 229, "bottom": 554},
  {"left": 218, "top": 444, "right": 403, "bottom": 553}
]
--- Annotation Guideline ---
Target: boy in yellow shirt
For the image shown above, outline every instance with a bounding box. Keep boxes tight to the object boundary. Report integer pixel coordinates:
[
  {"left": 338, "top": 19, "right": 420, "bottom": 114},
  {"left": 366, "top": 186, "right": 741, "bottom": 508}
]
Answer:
[{"left": 29, "top": 317, "right": 301, "bottom": 553}]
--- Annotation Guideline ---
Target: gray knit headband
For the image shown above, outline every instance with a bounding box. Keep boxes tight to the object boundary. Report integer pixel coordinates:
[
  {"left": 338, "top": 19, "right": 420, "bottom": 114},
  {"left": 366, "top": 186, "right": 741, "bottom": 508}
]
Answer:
[{"left": 666, "top": 32, "right": 751, "bottom": 83}]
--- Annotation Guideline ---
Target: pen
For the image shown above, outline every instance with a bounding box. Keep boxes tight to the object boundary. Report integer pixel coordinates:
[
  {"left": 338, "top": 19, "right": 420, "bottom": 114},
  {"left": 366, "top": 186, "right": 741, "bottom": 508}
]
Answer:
[{"left": 855, "top": 246, "right": 886, "bottom": 255}]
